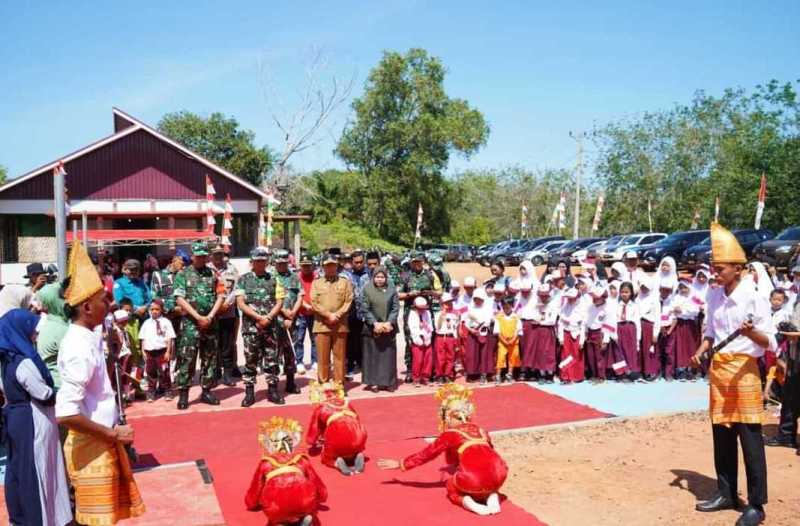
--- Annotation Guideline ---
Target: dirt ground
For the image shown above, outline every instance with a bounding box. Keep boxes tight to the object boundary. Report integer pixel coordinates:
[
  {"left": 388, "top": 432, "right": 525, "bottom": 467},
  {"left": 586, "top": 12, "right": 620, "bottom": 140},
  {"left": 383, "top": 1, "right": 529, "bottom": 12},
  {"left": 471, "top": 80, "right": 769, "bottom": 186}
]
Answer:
[{"left": 494, "top": 412, "right": 800, "bottom": 526}]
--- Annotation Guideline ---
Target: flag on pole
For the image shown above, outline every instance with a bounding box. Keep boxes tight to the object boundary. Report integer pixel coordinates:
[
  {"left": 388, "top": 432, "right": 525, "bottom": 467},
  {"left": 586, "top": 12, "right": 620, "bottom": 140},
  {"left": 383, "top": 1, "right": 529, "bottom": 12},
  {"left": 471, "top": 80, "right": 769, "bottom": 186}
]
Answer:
[
  {"left": 520, "top": 202, "right": 528, "bottom": 237},
  {"left": 222, "top": 193, "right": 234, "bottom": 252},
  {"left": 714, "top": 196, "right": 720, "bottom": 223},
  {"left": 647, "top": 199, "right": 653, "bottom": 233},
  {"left": 53, "top": 162, "right": 71, "bottom": 216},
  {"left": 205, "top": 175, "right": 217, "bottom": 231},
  {"left": 754, "top": 174, "right": 766, "bottom": 229},
  {"left": 415, "top": 203, "right": 424, "bottom": 240},
  {"left": 591, "top": 194, "right": 605, "bottom": 233},
  {"left": 205, "top": 175, "right": 216, "bottom": 197},
  {"left": 264, "top": 190, "right": 280, "bottom": 247},
  {"left": 557, "top": 192, "right": 567, "bottom": 230}
]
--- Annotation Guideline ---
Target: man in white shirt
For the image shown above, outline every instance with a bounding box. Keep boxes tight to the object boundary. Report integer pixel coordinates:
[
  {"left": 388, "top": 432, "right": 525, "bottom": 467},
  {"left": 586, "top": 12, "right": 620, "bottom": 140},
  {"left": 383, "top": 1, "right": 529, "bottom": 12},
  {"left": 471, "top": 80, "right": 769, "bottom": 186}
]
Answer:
[
  {"left": 691, "top": 224, "right": 775, "bottom": 526},
  {"left": 56, "top": 240, "right": 145, "bottom": 525}
]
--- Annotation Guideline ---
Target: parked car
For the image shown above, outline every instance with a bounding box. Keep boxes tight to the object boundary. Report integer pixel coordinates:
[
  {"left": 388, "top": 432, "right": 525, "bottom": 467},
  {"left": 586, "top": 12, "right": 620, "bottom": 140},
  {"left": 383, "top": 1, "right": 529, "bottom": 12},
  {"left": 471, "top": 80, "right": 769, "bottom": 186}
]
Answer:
[
  {"left": 641, "top": 230, "right": 710, "bottom": 269},
  {"left": 572, "top": 239, "right": 610, "bottom": 263},
  {"left": 523, "top": 240, "right": 568, "bottom": 265},
  {"left": 549, "top": 237, "right": 606, "bottom": 265},
  {"left": 602, "top": 233, "right": 669, "bottom": 262},
  {"left": 479, "top": 239, "right": 525, "bottom": 266},
  {"left": 448, "top": 244, "right": 475, "bottom": 262},
  {"left": 506, "top": 236, "right": 566, "bottom": 266},
  {"left": 752, "top": 226, "right": 800, "bottom": 268},
  {"left": 682, "top": 228, "right": 774, "bottom": 267}
]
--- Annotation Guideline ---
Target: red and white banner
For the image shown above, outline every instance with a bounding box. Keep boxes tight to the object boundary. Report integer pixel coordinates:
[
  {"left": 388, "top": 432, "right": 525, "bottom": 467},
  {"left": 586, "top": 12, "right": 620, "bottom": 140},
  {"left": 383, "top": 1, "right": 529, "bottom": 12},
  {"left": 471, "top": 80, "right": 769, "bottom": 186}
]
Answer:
[
  {"left": 222, "top": 193, "right": 233, "bottom": 252},
  {"left": 754, "top": 174, "right": 766, "bottom": 229},
  {"left": 415, "top": 203, "right": 424, "bottom": 240},
  {"left": 714, "top": 196, "right": 720, "bottom": 223}
]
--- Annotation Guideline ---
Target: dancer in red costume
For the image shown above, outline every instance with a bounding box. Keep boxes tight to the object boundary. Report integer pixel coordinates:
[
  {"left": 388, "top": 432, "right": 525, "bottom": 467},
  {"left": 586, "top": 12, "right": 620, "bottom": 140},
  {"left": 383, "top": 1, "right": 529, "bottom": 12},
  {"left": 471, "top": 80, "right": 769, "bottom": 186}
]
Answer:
[
  {"left": 245, "top": 416, "right": 327, "bottom": 526},
  {"left": 306, "top": 381, "right": 368, "bottom": 476},
  {"left": 377, "top": 384, "right": 508, "bottom": 516}
]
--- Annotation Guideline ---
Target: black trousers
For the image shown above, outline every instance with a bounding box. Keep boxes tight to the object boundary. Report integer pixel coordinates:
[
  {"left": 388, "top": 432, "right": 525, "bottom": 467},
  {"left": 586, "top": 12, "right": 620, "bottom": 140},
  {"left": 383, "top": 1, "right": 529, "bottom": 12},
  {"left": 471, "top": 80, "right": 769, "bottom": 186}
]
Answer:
[
  {"left": 776, "top": 372, "right": 799, "bottom": 442},
  {"left": 347, "top": 318, "right": 363, "bottom": 371},
  {"left": 712, "top": 423, "right": 767, "bottom": 506},
  {"left": 216, "top": 317, "right": 238, "bottom": 374}
]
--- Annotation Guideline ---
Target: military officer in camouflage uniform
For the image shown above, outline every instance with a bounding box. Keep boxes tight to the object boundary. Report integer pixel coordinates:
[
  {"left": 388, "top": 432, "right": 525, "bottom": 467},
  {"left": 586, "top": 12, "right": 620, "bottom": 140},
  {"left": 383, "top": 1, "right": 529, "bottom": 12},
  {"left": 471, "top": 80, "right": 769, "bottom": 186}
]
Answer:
[
  {"left": 273, "top": 249, "right": 302, "bottom": 396},
  {"left": 173, "top": 242, "right": 225, "bottom": 410},
  {"left": 236, "top": 246, "right": 286, "bottom": 406},
  {"left": 398, "top": 252, "right": 441, "bottom": 382}
]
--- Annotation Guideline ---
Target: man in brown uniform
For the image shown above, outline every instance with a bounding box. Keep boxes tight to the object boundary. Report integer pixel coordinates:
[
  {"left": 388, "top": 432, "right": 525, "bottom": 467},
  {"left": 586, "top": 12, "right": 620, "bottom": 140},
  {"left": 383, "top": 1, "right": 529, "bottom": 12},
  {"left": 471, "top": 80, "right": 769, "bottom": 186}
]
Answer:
[{"left": 310, "top": 254, "right": 353, "bottom": 386}]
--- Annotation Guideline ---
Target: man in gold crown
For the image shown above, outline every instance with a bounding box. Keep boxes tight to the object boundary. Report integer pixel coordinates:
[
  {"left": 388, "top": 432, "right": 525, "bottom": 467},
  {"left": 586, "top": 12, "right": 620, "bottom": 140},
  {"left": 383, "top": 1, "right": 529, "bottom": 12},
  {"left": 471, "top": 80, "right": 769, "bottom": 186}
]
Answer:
[
  {"left": 245, "top": 417, "right": 327, "bottom": 526},
  {"left": 377, "top": 384, "right": 508, "bottom": 516},
  {"left": 305, "top": 381, "right": 368, "bottom": 476},
  {"left": 55, "top": 241, "right": 145, "bottom": 525},
  {"left": 691, "top": 223, "right": 776, "bottom": 526}
]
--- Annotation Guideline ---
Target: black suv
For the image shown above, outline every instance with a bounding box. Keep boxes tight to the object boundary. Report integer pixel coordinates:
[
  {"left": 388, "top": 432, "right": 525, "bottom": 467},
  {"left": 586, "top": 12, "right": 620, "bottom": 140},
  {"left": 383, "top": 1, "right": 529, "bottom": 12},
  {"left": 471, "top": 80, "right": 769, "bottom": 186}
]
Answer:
[
  {"left": 753, "top": 226, "right": 800, "bottom": 268},
  {"left": 548, "top": 237, "right": 605, "bottom": 265},
  {"left": 642, "top": 230, "right": 710, "bottom": 269},
  {"left": 682, "top": 228, "right": 774, "bottom": 267}
]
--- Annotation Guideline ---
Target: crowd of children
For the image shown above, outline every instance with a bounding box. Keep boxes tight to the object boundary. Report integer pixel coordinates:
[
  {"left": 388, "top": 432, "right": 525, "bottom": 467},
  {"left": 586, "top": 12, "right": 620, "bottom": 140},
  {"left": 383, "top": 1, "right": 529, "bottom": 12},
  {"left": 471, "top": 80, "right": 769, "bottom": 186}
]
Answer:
[{"left": 416, "top": 253, "right": 797, "bottom": 394}]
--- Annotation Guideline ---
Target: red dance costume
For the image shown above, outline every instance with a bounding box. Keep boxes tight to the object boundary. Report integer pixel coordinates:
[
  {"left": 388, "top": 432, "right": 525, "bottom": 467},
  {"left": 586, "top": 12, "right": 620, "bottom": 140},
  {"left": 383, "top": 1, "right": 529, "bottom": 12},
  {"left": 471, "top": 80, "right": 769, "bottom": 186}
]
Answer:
[
  {"left": 400, "top": 423, "right": 508, "bottom": 506},
  {"left": 245, "top": 453, "right": 327, "bottom": 526},
  {"left": 306, "top": 399, "right": 368, "bottom": 467}
]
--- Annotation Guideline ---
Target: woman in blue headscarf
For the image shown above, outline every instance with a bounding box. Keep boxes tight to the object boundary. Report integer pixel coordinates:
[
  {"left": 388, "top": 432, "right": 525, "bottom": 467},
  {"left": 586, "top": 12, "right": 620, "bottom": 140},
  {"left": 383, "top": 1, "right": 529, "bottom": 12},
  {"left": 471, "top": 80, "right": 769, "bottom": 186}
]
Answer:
[{"left": 0, "top": 309, "right": 71, "bottom": 526}]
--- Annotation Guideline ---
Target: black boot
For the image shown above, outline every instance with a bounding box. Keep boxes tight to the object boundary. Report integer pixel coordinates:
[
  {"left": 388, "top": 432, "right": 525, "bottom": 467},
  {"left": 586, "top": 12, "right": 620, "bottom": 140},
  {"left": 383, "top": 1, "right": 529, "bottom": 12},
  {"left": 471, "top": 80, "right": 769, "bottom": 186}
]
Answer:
[
  {"left": 177, "top": 389, "right": 189, "bottom": 410},
  {"left": 241, "top": 384, "right": 256, "bottom": 407},
  {"left": 222, "top": 369, "right": 237, "bottom": 387},
  {"left": 695, "top": 493, "right": 737, "bottom": 512},
  {"left": 201, "top": 387, "right": 220, "bottom": 406},
  {"left": 267, "top": 382, "right": 285, "bottom": 405},
  {"left": 285, "top": 374, "right": 301, "bottom": 395}
]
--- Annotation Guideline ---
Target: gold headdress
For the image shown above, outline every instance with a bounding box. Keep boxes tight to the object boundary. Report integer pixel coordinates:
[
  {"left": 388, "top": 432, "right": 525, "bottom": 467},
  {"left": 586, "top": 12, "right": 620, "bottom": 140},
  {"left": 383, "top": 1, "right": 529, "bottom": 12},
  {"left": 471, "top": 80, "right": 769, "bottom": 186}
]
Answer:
[
  {"left": 64, "top": 241, "right": 104, "bottom": 306},
  {"left": 710, "top": 222, "right": 746, "bottom": 265},
  {"left": 435, "top": 384, "right": 475, "bottom": 431},
  {"left": 308, "top": 380, "right": 345, "bottom": 404},
  {"left": 258, "top": 416, "right": 303, "bottom": 455}
]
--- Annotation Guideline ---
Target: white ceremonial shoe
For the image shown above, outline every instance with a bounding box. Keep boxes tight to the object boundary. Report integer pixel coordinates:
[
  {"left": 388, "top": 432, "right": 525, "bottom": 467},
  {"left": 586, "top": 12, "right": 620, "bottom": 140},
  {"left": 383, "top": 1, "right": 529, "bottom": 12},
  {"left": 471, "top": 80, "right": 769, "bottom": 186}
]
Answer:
[
  {"left": 463, "top": 496, "right": 492, "bottom": 516},
  {"left": 487, "top": 493, "right": 501, "bottom": 514}
]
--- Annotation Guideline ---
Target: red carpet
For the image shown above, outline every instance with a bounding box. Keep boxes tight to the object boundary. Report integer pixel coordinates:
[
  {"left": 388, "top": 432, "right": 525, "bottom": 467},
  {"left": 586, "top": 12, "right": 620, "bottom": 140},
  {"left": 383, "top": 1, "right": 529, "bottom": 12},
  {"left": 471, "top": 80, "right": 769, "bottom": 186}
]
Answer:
[{"left": 130, "top": 384, "right": 607, "bottom": 525}]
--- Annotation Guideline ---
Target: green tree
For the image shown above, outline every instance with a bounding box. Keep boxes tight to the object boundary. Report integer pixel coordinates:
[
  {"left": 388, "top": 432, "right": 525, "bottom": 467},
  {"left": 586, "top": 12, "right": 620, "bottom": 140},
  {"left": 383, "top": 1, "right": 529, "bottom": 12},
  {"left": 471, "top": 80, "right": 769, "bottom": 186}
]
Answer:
[
  {"left": 336, "top": 48, "right": 489, "bottom": 244},
  {"left": 592, "top": 80, "right": 800, "bottom": 235},
  {"left": 158, "top": 111, "right": 273, "bottom": 187},
  {"left": 0, "top": 164, "right": 7, "bottom": 186}
]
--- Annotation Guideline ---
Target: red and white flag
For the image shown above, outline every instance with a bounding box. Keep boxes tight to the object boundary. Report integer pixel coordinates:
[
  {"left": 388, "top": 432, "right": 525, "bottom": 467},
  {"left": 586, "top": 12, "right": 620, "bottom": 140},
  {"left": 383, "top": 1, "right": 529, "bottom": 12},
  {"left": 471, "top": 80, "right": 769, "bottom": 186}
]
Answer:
[
  {"left": 206, "top": 175, "right": 216, "bottom": 229},
  {"left": 591, "top": 194, "right": 604, "bottom": 233},
  {"left": 222, "top": 193, "right": 233, "bottom": 252},
  {"left": 690, "top": 209, "right": 700, "bottom": 230},
  {"left": 754, "top": 174, "right": 766, "bottom": 229},
  {"left": 414, "top": 204, "right": 424, "bottom": 240},
  {"left": 714, "top": 196, "right": 720, "bottom": 223},
  {"left": 205, "top": 175, "right": 216, "bottom": 197}
]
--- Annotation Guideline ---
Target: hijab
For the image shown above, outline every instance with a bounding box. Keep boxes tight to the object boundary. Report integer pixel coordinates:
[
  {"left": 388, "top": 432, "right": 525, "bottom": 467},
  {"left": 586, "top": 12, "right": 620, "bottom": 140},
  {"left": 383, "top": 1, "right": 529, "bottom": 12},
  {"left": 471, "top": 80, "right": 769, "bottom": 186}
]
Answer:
[
  {"left": 748, "top": 262, "right": 774, "bottom": 300},
  {"left": 0, "top": 284, "right": 34, "bottom": 318},
  {"left": 519, "top": 260, "right": 535, "bottom": 280},
  {"left": 657, "top": 256, "right": 678, "bottom": 292},
  {"left": 0, "top": 309, "right": 54, "bottom": 387}
]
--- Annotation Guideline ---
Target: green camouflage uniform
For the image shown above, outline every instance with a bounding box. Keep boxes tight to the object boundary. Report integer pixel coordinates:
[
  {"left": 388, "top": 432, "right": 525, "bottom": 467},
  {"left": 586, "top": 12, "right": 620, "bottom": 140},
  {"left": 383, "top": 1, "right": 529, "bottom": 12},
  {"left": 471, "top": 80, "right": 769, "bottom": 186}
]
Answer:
[
  {"left": 235, "top": 271, "right": 285, "bottom": 384},
  {"left": 150, "top": 268, "right": 179, "bottom": 313},
  {"left": 274, "top": 269, "right": 301, "bottom": 375},
  {"left": 173, "top": 265, "right": 221, "bottom": 389},
  {"left": 399, "top": 266, "right": 437, "bottom": 369}
]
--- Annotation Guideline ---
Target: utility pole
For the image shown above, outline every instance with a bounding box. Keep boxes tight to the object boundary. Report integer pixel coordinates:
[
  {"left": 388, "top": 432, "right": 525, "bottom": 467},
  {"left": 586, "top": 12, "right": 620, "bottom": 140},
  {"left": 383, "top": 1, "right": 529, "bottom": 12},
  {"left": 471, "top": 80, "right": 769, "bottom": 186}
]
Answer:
[
  {"left": 53, "top": 162, "right": 67, "bottom": 277},
  {"left": 569, "top": 131, "right": 585, "bottom": 240}
]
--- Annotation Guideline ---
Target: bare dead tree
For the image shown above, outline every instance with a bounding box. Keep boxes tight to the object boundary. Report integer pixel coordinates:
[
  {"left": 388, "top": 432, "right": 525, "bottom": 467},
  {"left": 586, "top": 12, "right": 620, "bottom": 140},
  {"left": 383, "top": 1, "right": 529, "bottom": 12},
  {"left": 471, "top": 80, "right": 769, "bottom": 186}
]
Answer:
[{"left": 258, "top": 46, "right": 356, "bottom": 195}]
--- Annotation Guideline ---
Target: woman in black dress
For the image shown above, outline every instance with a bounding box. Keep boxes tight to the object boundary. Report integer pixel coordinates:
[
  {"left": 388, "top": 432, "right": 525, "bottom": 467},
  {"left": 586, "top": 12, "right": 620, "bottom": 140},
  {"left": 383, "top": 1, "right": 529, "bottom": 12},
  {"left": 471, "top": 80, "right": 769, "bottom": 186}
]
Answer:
[{"left": 359, "top": 267, "right": 400, "bottom": 392}]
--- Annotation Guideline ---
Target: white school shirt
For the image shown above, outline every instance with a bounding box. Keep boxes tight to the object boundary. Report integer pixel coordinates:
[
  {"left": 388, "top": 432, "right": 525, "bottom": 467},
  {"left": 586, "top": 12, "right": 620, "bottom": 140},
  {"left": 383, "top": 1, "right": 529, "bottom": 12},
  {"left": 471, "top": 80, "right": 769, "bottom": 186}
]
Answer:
[
  {"left": 585, "top": 301, "right": 617, "bottom": 344},
  {"left": 558, "top": 300, "right": 586, "bottom": 344},
  {"left": 532, "top": 298, "right": 559, "bottom": 326},
  {"left": 515, "top": 294, "right": 539, "bottom": 320},
  {"left": 407, "top": 309, "right": 433, "bottom": 346},
  {"left": 690, "top": 283, "right": 709, "bottom": 312},
  {"left": 139, "top": 316, "right": 176, "bottom": 351},
  {"left": 673, "top": 292, "right": 701, "bottom": 321},
  {"left": 637, "top": 290, "right": 660, "bottom": 324},
  {"left": 617, "top": 298, "right": 642, "bottom": 343},
  {"left": 453, "top": 293, "right": 472, "bottom": 316},
  {"left": 659, "top": 294, "right": 677, "bottom": 329},
  {"left": 56, "top": 324, "right": 119, "bottom": 428},
  {"left": 771, "top": 306, "right": 792, "bottom": 327},
  {"left": 704, "top": 279, "right": 777, "bottom": 358},
  {"left": 434, "top": 310, "right": 460, "bottom": 337}
]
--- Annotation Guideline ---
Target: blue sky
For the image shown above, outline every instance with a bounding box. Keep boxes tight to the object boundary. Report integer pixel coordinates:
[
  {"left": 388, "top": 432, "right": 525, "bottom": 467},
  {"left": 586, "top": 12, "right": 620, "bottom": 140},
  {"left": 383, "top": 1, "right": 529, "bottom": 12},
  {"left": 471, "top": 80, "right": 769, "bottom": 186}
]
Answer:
[{"left": 1, "top": 1, "right": 798, "bottom": 179}]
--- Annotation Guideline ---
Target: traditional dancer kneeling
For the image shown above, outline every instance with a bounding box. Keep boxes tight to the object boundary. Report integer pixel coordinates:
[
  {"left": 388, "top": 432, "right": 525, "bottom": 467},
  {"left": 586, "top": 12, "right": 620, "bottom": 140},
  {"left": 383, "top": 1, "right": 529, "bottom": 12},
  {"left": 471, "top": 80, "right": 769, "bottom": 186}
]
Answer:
[
  {"left": 377, "top": 384, "right": 508, "bottom": 515},
  {"left": 305, "top": 381, "right": 368, "bottom": 476},
  {"left": 245, "top": 417, "right": 327, "bottom": 526}
]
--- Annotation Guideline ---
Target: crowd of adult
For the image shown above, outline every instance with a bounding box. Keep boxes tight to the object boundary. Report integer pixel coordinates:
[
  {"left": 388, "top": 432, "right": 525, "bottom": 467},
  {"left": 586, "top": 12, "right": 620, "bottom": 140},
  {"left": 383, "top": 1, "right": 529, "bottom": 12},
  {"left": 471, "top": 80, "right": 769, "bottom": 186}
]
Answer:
[{"left": 0, "top": 224, "right": 797, "bottom": 524}]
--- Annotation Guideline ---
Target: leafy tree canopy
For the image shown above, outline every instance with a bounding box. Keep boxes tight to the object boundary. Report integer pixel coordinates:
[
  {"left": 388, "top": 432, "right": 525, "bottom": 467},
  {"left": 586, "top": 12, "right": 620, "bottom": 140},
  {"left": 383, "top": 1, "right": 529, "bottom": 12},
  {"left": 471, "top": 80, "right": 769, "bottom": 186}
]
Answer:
[
  {"left": 336, "top": 48, "right": 489, "bottom": 244},
  {"left": 158, "top": 111, "right": 273, "bottom": 188}
]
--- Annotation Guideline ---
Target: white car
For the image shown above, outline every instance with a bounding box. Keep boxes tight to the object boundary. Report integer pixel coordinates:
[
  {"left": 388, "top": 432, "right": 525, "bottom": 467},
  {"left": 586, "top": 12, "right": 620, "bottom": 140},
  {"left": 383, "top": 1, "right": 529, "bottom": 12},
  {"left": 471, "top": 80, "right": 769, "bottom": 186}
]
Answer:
[
  {"left": 571, "top": 239, "right": 611, "bottom": 263},
  {"left": 523, "top": 240, "right": 567, "bottom": 265},
  {"left": 602, "top": 233, "right": 668, "bottom": 261}
]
